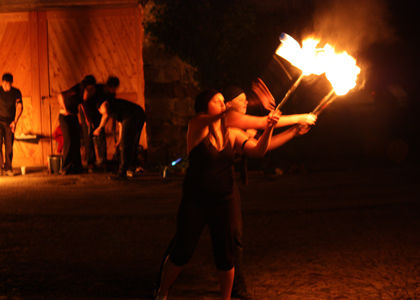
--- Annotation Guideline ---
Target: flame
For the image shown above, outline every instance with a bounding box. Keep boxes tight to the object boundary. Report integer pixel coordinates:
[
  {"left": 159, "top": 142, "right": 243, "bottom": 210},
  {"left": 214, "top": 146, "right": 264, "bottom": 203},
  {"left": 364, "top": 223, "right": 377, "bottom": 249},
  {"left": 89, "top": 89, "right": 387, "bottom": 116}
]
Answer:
[
  {"left": 320, "top": 44, "right": 361, "bottom": 95},
  {"left": 275, "top": 34, "right": 325, "bottom": 76},
  {"left": 275, "top": 33, "right": 361, "bottom": 95}
]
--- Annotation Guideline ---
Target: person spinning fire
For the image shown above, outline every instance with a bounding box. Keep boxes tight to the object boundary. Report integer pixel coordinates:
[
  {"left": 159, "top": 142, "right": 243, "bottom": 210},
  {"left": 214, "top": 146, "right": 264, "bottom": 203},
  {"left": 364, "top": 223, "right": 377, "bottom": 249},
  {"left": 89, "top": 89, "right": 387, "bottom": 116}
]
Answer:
[{"left": 154, "top": 89, "right": 281, "bottom": 300}]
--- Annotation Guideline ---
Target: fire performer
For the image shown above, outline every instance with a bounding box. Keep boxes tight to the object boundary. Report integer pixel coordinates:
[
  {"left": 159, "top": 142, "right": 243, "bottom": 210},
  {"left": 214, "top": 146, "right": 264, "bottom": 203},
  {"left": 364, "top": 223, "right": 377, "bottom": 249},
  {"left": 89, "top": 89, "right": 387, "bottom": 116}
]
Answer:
[
  {"left": 154, "top": 90, "right": 280, "bottom": 300},
  {"left": 223, "top": 80, "right": 316, "bottom": 134},
  {"left": 0, "top": 73, "right": 23, "bottom": 176},
  {"left": 93, "top": 96, "right": 145, "bottom": 180},
  {"left": 154, "top": 82, "right": 315, "bottom": 300},
  {"left": 221, "top": 83, "right": 315, "bottom": 300}
]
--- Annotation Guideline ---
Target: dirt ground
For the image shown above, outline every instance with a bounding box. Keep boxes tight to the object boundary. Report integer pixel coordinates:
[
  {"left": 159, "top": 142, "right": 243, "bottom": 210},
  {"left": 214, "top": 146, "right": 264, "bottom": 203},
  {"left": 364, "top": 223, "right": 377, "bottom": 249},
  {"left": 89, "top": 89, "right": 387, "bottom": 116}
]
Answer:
[{"left": 0, "top": 166, "right": 419, "bottom": 299}]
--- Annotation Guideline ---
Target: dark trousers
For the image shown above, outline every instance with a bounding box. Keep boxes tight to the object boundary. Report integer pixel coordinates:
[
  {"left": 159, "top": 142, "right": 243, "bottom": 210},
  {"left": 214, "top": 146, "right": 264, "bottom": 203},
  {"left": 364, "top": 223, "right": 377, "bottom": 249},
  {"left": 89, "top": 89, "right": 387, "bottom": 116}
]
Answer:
[
  {"left": 118, "top": 115, "right": 144, "bottom": 175},
  {"left": 231, "top": 186, "right": 247, "bottom": 291},
  {"left": 0, "top": 121, "right": 14, "bottom": 170},
  {"left": 59, "top": 114, "right": 82, "bottom": 173},
  {"left": 169, "top": 192, "right": 235, "bottom": 271},
  {"left": 156, "top": 186, "right": 245, "bottom": 286},
  {"left": 83, "top": 123, "right": 107, "bottom": 166}
]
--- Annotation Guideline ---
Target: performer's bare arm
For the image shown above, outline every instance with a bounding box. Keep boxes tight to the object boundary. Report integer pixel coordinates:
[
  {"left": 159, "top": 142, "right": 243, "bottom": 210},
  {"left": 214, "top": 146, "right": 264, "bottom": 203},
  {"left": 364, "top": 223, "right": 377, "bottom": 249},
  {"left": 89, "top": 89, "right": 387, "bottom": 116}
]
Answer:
[
  {"left": 93, "top": 101, "right": 109, "bottom": 136},
  {"left": 10, "top": 101, "right": 23, "bottom": 133},
  {"left": 276, "top": 114, "right": 316, "bottom": 127},
  {"left": 187, "top": 112, "right": 226, "bottom": 153},
  {"left": 224, "top": 110, "right": 316, "bottom": 130},
  {"left": 115, "top": 122, "right": 122, "bottom": 147},
  {"left": 79, "top": 104, "right": 91, "bottom": 128},
  {"left": 231, "top": 111, "right": 280, "bottom": 158}
]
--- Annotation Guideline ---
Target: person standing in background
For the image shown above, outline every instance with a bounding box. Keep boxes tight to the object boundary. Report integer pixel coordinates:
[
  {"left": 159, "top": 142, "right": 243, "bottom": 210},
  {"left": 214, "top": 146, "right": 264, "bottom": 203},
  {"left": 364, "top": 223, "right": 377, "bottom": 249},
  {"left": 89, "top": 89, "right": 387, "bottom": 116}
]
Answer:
[{"left": 0, "top": 73, "right": 23, "bottom": 176}]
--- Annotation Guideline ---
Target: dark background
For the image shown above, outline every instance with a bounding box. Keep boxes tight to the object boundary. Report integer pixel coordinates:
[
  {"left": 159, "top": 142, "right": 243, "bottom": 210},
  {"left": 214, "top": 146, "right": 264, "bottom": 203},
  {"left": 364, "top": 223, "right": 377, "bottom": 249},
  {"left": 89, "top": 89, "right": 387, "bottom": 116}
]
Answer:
[{"left": 147, "top": 0, "right": 419, "bottom": 172}]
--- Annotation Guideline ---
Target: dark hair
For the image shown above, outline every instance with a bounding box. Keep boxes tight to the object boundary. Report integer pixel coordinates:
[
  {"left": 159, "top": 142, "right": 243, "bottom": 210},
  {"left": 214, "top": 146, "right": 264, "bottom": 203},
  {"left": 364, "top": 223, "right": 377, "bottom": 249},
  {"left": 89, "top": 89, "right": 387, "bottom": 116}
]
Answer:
[
  {"left": 222, "top": 85, "right": 244, "bottom": 103},
  {"left": 194, "top": 89, "right": 220, "bottom": 113},
  {"left": 81, "top": 75, "right": 96, "bottom": 88},
  {"left": 106, "top": 76, "right": 120, "bottom": 88},
  {"left": 2, "top": 73, "right": 13, "bottom": 83}
]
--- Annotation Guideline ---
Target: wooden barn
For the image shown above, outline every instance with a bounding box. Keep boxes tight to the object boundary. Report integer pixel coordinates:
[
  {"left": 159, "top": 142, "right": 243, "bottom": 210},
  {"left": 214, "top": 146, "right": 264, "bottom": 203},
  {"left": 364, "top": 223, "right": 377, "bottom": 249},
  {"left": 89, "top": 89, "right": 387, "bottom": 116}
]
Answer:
[{"left": 0, "top": 0, "right": 146, "bottom": 168}]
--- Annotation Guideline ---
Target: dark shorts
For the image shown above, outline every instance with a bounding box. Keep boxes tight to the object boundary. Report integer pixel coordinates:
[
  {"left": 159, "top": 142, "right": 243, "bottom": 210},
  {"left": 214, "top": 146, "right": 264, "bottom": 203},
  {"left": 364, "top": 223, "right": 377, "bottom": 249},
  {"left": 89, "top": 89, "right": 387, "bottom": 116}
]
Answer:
[{"left": 169, "top": 191, "right": 235, "bottom": 271}]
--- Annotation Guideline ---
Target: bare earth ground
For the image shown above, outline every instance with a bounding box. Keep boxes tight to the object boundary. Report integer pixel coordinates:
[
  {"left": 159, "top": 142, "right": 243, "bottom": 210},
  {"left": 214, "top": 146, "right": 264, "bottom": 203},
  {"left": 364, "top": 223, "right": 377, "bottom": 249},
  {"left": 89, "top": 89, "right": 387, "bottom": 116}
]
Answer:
[{"left": 0, "top": 166, "right": 419, "bottom": 299}]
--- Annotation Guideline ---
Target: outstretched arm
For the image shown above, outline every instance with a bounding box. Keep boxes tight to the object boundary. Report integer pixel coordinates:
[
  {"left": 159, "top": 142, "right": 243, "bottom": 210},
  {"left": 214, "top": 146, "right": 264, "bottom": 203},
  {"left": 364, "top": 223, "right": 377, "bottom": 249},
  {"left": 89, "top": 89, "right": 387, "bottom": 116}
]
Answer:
[
  {"left": 225, "top": 110, "right": 316, "bottom": 130},
  {"left": 276, "top": 113, "right": 316, "bottom": 127},
  {"left": 236, "top": 111, "right": 280, "bottom": 157},
  {"left": 224, "top": 110, "right": 268, "bottom": 130}
]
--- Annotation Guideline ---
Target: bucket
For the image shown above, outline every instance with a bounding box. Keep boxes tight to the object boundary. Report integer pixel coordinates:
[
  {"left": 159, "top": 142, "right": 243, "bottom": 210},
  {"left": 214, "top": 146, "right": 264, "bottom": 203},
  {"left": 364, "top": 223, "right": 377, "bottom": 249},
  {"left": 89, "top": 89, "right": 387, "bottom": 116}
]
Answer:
[{"left": 48, "top": 155, "right": 63, "bottom": 174}]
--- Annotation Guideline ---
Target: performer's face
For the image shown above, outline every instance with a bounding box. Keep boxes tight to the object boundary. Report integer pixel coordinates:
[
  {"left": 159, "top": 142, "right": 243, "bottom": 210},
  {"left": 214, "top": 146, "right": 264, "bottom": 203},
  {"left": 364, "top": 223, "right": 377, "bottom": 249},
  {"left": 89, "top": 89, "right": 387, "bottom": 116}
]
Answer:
[
  {"left": 1, "top": 81, "right": 11, "bottom": 91},
  {"left": 207, "top": 93, "right": 226, "bottom": 115},
  {"left": 227, "top": 93, "right": 247, "bottom": 114}
]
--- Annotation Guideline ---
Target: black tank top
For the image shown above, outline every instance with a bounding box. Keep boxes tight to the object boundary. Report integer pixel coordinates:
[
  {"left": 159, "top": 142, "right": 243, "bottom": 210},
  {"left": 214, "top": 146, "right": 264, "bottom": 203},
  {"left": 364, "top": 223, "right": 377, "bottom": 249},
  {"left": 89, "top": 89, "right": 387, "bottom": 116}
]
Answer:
[{"left": 183, "top": 136, "right": 235, "bottom": 197}]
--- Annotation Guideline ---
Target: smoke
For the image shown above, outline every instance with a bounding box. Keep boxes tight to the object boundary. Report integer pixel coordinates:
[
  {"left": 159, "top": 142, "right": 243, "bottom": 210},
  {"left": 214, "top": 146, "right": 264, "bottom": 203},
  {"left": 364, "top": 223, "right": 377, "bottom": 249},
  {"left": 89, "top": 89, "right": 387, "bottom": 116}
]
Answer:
[{"left": 309, "top": 0, "right": 395, "bottom": 54}]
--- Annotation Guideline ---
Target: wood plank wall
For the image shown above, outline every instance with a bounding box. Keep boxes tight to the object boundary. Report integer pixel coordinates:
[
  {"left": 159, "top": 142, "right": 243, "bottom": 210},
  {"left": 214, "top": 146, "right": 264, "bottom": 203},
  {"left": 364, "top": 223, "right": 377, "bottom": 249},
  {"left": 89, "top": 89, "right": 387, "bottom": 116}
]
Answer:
[
  {"left": 0, "top": 5, "right": 146, "bottom": 168},
  {"left": 0, "top": 12, "right": 45, "bottom": 166}
]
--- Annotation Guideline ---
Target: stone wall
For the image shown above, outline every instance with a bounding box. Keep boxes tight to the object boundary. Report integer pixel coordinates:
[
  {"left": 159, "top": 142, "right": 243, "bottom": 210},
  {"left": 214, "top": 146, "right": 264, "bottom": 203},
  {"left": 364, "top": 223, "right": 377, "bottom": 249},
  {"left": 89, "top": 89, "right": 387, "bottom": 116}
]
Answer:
[{"left": 142, "top": 2, "right": 199, "bottom": 167}]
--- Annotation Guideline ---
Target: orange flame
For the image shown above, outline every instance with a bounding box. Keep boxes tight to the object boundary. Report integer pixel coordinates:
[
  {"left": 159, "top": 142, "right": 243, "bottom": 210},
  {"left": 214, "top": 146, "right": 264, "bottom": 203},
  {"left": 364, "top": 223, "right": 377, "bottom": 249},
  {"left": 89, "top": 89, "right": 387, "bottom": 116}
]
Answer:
[
  {"left": 319, "top": 44, "right": 361, "bottom": 95},
  {"left": 275, "top": 33, "right": 361, "bottom": 95}
]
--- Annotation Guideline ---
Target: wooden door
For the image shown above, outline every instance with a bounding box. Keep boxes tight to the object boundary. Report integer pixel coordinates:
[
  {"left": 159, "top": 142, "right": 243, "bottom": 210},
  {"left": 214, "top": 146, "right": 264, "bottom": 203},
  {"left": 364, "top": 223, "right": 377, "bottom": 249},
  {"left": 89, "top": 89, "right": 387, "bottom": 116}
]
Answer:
[
  {"left": 39, "top": 6, "right": 146, "bottom": 162},
  {"left": 0, "top": 6, "right": 145, "bottom": 167},
  {"left": 0, "top": 12, "right": 44, "bottom": 167}
]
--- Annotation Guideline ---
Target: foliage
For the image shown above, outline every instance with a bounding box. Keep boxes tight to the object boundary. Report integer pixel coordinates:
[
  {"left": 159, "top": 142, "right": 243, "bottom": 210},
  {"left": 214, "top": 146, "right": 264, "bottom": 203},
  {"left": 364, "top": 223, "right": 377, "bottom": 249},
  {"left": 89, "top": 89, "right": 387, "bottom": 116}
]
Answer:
[{"left": 146, "top": 0, "right": 257, "bottom": 89}]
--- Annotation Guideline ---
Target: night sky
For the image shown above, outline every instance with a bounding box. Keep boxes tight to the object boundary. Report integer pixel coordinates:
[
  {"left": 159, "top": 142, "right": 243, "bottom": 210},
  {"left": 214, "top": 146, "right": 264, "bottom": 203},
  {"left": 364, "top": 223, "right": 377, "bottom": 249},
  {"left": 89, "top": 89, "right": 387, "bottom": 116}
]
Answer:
[{"left": 240, "top": 0, "right": 420, "bottom": 169}]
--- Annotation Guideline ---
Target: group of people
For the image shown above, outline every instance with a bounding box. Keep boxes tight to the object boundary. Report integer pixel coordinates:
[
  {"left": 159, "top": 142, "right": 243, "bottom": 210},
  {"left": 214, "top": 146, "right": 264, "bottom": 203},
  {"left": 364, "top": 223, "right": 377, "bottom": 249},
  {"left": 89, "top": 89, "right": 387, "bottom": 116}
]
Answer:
[
  {"left": 57, "top": 74, "right": 146, "bottom": 179},
  {"left": 1, "top": 70, "right": 317, "bottom": 299},
  {"left": 0, "top": 72, "right": 146, "bottom": 179},
  {"left": 153, "top": 80, "right": 317, "bottom": 300}
]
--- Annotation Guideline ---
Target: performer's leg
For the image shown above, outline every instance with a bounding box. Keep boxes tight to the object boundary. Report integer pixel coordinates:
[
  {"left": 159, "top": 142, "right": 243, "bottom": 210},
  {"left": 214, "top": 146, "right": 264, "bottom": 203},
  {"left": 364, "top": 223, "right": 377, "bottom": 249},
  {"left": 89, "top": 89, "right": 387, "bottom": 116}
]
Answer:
[
  {"left": 3, "top": 122, "right": 14, "bottom": 171},
  {"left": 158, "top": 195, "right": 206, "bottom": 297},
  {"left": 231, "top": 186, "right": 252, "bottom": 299},
  {"left": 86, "top": 124, "right": 96, "bottom": 167},
  {"left": 219, "top": 267, "right": 235, "bottom": 300},
  {"left": 0, "top": 122, "right": 5, "bottom": 170},
  {"left": 60, "top": 114, "right": 82, "bottom": 174},
  {"left": 207, "top": 199, "right": 235, "bottom": 299},
  {"left": 59, "top": 114, "right": 72, "bottom": 173},
  {"left": 128, "top": 119, "right": 143, "bottom": 172},
  {"left": 68, "top": 115, "right": 82, "bottom": 172},
  {"left": 154, "top": 236, "right": 176, "bottom": 293},
  {"left": 118, "top": 119, "right": 131, "bottom": 176},
  {"left": 95, "top": 127, "right": 107, "bottom": 166}
]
